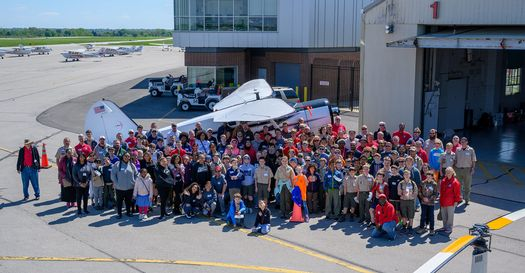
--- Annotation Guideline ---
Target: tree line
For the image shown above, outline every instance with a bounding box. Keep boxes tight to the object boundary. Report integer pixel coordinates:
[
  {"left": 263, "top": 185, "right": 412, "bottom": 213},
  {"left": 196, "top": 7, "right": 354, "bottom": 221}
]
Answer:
[{"left": 0, "top": 28, "right": 171, "bottom": 38}]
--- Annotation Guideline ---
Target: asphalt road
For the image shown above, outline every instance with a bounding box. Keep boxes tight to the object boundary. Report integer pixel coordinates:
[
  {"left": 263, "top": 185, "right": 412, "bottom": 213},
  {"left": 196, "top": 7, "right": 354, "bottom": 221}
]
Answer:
[{"left": 0, "top": 44, "right": 523, "bottom": 273}]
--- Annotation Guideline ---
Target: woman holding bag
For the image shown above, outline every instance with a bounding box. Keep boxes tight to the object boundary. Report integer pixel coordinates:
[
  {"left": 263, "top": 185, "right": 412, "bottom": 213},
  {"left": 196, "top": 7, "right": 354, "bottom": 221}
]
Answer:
[{"left": 59, "top": 148, "right": 76, "bottom": 207}]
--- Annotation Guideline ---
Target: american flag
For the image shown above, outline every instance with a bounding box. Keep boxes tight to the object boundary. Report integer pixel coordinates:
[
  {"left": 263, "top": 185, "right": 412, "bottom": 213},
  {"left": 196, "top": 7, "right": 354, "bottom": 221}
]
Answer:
[{"left": 93, "top": 105, "right": 105, "bottom": 114}]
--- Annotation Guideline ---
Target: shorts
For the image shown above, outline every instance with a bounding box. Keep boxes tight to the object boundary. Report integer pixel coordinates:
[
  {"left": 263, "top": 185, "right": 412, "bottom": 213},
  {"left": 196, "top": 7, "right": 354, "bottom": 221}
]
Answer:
[
  {"left": 343, "top": 192, "right": 357, "bottom": 209},
  {"left": 400, "top": 199, "right": 415, "bottom": 219},
  {"left": 257, "top": 183, "right": 269, "bottom": 201},
  {"left": 389, "top": 199, "right": 400, "bottom": 212},
  {"left": 241, "top": 184, "right": 255, "bottom": 197}
]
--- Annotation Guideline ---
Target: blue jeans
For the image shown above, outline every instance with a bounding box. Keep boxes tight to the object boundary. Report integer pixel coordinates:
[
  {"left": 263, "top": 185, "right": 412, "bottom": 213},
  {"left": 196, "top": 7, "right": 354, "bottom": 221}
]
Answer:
[
  {"left": 254, "top": 224, "right": 270, "bottom": 234},
  {"left": 183, "top": 203, "right": 201, "bottom": 216},
  {"left": 21, "top": 167, "right": 40, "bottom": 198},
  {"left": 372, "top": 220, "right": 396, "bottom": 240},
  {"left": 419, "top": 204, "right": 435, "bottom": 230},
  {"left": 302, "top": 201, "right": 309, "bottom": 219}
]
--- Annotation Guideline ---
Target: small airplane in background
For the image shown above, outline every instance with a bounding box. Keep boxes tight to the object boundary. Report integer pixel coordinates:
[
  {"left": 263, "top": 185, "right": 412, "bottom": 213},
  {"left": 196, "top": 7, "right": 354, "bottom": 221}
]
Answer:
[
  {"left": 0, "top": 50, "right": 5, "bottom": 59},
  {"left": 116, "top": 45, "right": 143, "bottom": 55},
  {"left": 1, "top": 45, "right": 33, "bottom": 57},
  {"left": 31, "top": 46, "right": 52, "bottom": 55},
  {"left": 61, "top": 49, "right": 101, "bottom": 62}
]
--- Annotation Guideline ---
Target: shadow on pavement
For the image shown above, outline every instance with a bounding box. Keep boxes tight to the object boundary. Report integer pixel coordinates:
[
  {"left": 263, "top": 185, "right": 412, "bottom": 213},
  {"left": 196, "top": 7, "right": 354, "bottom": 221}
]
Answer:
[{"left": 33, "top": 198, "right": 61, "bottom": 207}]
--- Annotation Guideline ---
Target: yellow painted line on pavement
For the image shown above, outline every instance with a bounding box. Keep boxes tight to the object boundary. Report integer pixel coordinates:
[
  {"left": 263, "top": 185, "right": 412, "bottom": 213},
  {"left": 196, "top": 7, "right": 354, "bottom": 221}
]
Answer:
[
  {"left": 0, "top": 256, "right": 309, "bottom": 273},
  {"left": 477, "top": 162, "right": 493, "bottom": 180},
  {"left": 213, "top": 219, "right": 374, "bottom": 273},
  {"left": 442, "top": 235, "right": 476, "bottom": 253},
  {"left": 498, "top": 165, "right": 523, "bottom": 187}
]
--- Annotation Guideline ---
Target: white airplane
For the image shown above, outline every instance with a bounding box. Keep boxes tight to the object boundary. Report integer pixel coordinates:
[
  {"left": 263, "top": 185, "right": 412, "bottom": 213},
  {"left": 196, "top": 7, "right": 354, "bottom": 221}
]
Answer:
[
  {"left": 31, "top": 46, "right": 52, "bottom": 55},
  {"left": 83, "top": 44, "right": 95, "bottom": 51},
  {"left": 414, "top": 208, "right": 525, "bottom": 273},
  {"left": 116, "top": 45, "right": 143, "bottom": 55},
  {"left": 61, "top": 49, "right": 101, "bottom": 62},
  {"left": 2, "top": 45, "right": 32, "bottom": 57},
  {"left": 84, "top": 79, "right": 340, "bottom": 143},
  {"left": 99, "top": 47, "right": 119, "bottom": 57}
]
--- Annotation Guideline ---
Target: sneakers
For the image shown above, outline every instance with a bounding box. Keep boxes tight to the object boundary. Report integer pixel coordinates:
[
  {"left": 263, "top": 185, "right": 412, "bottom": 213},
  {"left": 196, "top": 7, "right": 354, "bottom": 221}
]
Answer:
[
  {"left": 116, "top": 214, "right": 122, "bottom": 219},
  {"left": 367, "top": 222, "right": 375, "bottom": 228},
  {"left": 429, "top": 229, "right": 436, "bottom": 236},
  {"left": 305, "top": 216, "right": 310, "bottom": 223},
  {"left": 158, "top": 216, "right": 165, "bottom": 221},
  {"left": 415, "top": 227, "right": 427, "bottom": 234},
  {"left": 400, "top": 227, "right": 407, "bottom": 233},
  {"left": 185, "top": 214, "right": 191, "bottom": 219},
  {"left": 23, "top": 197, "right": 29, "bottom": 201},
  {"left": 35, "top": 196, "right": 40, "bottom": 200}
]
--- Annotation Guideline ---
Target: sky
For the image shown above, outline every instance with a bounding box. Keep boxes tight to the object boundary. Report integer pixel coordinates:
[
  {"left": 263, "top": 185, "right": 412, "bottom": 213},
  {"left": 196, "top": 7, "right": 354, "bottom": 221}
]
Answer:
[{"left": 0, "top": 0, "right": 173, "bottom": 29}]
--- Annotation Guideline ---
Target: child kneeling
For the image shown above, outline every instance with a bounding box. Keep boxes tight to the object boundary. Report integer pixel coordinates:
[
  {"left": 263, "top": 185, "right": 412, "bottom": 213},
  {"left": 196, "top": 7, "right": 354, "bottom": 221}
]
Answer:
[
  {"left": 182, "top": 182, "right": 203, "bottom": 219},
  {"left": 252, "top": 200, "right": 271, "bottom": 234},
  {"left": 226, "top": 193, "right": 246, "bottom": 227}
]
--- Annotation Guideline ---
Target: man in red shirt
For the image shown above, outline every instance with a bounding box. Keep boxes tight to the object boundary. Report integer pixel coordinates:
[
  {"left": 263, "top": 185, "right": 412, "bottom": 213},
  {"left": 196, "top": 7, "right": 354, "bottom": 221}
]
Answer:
[
  {"left": 372, "top": 194, "right": 397, "bottom": 240},
  {"left": 74, "top": 134, "right": 92, "bottom": 158},
  {"left": 16, "top": 139, "right": 41, "bottom": 200},
  {"left": 332, "top": 116, "right": 346, "bottom": 136},
  {"left": 392, "top": 123, "right": 412, "bottom": 145},
  {"left": 125, "top": 129, "right": 137, "bottom": 149},
  {"left": 283, "top": 139, "right": 299, "bottom": 158},
  {"left": 415, "top": 141, "right": 429, "bottom": 163}
]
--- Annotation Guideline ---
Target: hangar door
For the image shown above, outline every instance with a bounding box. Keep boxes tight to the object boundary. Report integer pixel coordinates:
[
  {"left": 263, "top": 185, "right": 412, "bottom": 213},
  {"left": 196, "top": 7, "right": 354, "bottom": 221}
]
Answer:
[
  {"left": 275, "top": 63, "right": 300, "bottom": 89},
  {"left": 438, "top": 78, "right": 467, "bottom": 131}
]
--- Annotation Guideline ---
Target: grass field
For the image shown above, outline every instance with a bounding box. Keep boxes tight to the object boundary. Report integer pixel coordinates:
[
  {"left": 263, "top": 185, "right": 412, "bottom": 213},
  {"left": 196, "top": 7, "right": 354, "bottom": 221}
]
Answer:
[
  {"left": 0, "top": 36, "right": 171, "bottom": 47},
  {"left": 104, "top": 38, "right": 173, "bottom": 46}
]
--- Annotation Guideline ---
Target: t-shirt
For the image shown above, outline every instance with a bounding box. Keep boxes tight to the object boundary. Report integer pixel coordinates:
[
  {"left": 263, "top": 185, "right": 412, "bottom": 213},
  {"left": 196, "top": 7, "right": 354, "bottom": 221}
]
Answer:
[{"left": 429, "top": 148, "right": 444, "bottom": 170}]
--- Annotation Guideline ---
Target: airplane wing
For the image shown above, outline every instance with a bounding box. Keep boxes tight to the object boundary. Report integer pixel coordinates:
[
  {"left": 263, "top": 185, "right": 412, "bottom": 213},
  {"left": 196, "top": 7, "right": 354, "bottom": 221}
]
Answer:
[
  {"left": 84, "top": 100, "right": 137, "bottom": 142},
  {"left": 213, "top": 79, "right": 273, "bottom": 111},
  {"left": 213, "top": 98, "right": 294, "bottom": 122},
  {"left": 413, "top": 208, "right": 525, "bottom": 273}
]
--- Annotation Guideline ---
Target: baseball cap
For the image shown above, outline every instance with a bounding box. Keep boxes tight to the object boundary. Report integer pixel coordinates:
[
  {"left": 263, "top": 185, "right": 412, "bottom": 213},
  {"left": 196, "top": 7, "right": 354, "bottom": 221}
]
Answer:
[
  {"left": 378, "top": 194, "right": 387, "bottom": 199},
  {"left": 215, "top": 165, "right": 222, "bottom": 172}
]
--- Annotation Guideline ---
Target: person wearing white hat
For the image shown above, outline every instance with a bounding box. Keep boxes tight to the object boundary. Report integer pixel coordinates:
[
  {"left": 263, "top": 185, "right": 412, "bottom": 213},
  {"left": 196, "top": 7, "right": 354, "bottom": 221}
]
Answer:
[{"left": 16, "top": 139, "right": 41, "bottom": 200}]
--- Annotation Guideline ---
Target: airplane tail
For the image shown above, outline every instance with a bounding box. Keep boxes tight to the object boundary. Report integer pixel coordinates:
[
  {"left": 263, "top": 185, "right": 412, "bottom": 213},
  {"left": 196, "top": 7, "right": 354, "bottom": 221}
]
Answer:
[{"left": 84, "top": 100, "right": 137, "bottom": 143}]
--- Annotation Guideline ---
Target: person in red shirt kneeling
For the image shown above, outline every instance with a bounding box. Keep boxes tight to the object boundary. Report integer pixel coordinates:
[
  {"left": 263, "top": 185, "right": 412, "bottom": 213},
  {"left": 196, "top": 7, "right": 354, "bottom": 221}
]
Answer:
[{"left": 372, "top": 194, "right": 398, "bottom": 240}]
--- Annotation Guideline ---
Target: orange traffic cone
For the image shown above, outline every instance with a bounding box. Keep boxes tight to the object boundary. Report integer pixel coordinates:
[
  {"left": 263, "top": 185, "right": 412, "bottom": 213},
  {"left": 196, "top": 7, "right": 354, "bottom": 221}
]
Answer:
[
  {"left": 40, "top": 143, "right": 51, "bottom": 169},
  {"left": 290, "top": 203, "right": 304, "bottom": 222}
]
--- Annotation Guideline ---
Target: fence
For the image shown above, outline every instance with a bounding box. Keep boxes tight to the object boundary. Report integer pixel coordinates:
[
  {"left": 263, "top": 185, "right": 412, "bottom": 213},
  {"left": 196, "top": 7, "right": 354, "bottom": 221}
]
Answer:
[{"left": 310, "top": 60, "right": 360, "bottom": 111}]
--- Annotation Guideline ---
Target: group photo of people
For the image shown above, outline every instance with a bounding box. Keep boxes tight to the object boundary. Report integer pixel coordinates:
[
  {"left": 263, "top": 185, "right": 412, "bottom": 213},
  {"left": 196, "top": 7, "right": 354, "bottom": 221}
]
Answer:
[{"left": 19, "top": 117, "right": 476, "bottom": 239}]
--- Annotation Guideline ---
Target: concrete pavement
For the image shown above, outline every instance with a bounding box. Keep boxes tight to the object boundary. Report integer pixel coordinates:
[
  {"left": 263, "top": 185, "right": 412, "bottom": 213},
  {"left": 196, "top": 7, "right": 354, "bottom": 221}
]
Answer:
[{"left": 0, "top": 44, "right": 524, "bottom": 273}]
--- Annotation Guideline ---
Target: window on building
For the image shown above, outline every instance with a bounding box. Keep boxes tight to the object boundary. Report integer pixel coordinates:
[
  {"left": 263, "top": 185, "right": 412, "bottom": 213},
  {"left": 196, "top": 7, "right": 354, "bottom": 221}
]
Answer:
[
  {"left": 234, "top": 0, "right": 248, "bottom": 16},
  {"left": 175, "top": 0, "right": 276, "bottom": 32},
  {"left": 219, "top": 0, "right": 233, "bottom": 16},
  {"left": 219, "top": 17, "right": 234, "bottom": 31},
  {"left": 505, "top": 68, "right": 521, "bottom": 96},
  {"left": 190, "top": 16, "right": 204, "bottom": 31},
  {"left": 249, "top": 16, "right": 263, "bottom": 31},
  {"left": 234, "top": 17, "right": 248, "bottom": 31},
  {"left": 190, "top": 0, "right": 204, "bottom": 16},
  {"left": 205, "top": 16, "right": 219, "bottom": 31}
]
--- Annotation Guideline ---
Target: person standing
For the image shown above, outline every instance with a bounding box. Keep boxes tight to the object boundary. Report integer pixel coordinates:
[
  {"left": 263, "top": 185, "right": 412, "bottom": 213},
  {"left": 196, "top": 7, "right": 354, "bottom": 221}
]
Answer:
[
  {"left": 397, "top": 170, "right": 418, "bottom": 234},
  {"left": 324, "top": 159, "right": 344, "bottom": 220},
  {"left": 111, "top": 153, "right": 138, "bottom": 219},
  {"left": 339, "top": 166, "right": 358, "bottom": 222},
  {"left": 72, "top": 154, "right": 92, "bottom": 215},
  {"left": 254, "top": 157, "right": 273, "bottom": 205},
  {"left": 454, "top": 137, "right": 477, "bottom": 205},
  {"left": 59, "top": 148, "right": 76, "bottom": 207},
  {"left": 438, "top": 167, "right": 462, "bottom": 235},
  {"left": 356, "top": 164, "right": 374, "bottom": 223},
  {"left": 155, "top": 157, "right": 175, "bottom": 220},
  {"left": 274, "top": 156, "right": 294, "bottom": 219},
  {"left": 16, "top": 139, "right": 41, "bottom": 201},
  {"left": 239, "top": 155, "right": 256, "bottom": 213},
  {"left": 133, "top": 168, "right": 154, "bottom": 220},
  {"left": 416, "top": 172, "right": 438, "bottom": 235},
  {"left": 428, "top": 140, "right": 444, "bottom": 181},
  {"left": 392, "top": 123, "right": 412, "bottom": 145}
]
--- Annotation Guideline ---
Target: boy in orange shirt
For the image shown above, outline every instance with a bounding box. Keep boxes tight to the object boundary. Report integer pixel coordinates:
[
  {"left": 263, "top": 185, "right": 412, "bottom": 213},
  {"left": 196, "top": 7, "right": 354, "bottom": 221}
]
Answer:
[{"left": 293, "top": 166, "right": 309, "bottom": 222}]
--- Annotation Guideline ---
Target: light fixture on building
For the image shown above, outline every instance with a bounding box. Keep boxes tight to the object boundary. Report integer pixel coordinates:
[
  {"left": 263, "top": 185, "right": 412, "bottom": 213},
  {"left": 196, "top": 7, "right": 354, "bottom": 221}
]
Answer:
[{"left": 385, "top": 24, "right": 394, "bottom": 34}]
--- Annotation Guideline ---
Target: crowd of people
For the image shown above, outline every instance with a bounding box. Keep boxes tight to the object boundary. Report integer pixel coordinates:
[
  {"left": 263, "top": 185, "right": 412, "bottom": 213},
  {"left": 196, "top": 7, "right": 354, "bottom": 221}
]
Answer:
[{"left": 18, "top": 117, "right": 477, "bottom": 238}]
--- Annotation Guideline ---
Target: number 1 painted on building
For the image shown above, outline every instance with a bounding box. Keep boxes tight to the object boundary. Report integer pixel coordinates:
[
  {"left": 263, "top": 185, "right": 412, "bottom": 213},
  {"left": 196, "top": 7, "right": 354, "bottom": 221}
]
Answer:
[{"left": 430, "top": 1, "right": 439, "bottom": 19}]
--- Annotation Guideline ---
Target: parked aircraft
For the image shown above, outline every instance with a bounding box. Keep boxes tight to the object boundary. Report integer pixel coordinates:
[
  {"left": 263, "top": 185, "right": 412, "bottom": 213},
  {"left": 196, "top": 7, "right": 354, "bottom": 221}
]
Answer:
[{"left": 84, "top": 79, "right": 339, "bottom": 142}]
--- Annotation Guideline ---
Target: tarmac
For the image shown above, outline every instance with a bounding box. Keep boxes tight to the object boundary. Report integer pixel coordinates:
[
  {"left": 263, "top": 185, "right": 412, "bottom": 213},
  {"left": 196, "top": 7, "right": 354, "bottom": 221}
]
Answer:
[{"left": 0, "top": 44, "right": 524, "bottom": 273}]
